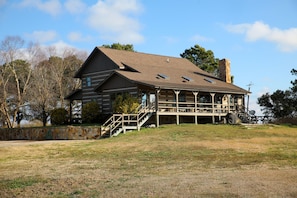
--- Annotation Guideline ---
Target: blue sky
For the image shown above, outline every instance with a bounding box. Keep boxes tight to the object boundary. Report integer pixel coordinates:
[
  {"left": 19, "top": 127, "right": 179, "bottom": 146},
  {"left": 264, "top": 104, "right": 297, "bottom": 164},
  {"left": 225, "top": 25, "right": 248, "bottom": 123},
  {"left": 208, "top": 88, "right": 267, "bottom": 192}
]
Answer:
[{"left": 1, "top": 0, "right": 297, "bottom": 115}]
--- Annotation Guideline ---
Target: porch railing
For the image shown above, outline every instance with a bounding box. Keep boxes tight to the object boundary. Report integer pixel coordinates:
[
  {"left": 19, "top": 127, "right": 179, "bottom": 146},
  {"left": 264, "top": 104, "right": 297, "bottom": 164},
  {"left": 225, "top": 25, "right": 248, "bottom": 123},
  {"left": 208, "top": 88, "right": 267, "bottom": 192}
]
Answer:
[{"left": 157, "top": 101, "right": 240, "bottom": 114}]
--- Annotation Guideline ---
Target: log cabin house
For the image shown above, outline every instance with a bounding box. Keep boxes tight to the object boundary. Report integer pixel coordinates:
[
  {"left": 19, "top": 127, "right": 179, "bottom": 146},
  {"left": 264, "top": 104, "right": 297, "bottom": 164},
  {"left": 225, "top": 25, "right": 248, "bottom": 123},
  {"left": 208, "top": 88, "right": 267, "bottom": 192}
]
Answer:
[{"left": 66, "top": 47, "right": 249, "bottom": 137}]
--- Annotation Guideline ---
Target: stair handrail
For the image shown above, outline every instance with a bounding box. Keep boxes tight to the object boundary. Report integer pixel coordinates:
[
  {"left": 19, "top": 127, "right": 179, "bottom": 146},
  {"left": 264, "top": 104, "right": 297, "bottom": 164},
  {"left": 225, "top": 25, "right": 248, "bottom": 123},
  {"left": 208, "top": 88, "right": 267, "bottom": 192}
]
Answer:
[
  {"left": 100, "top": 103, "right": 156, "bottom": 137},
  {"left": 137, "top": 103, "right": 155, "bottom": 126},
  {"left": 109, "top": 114, "right": 123, "bottom": 136},
  {"left": 101, "top": 114, "right": 122, "bottom": 137},
  {"left": 138, "top": 108, "right": 149, "bottom": 123},
  {"left": 101, "top": 115, "right": 114, "bottom": 129}
]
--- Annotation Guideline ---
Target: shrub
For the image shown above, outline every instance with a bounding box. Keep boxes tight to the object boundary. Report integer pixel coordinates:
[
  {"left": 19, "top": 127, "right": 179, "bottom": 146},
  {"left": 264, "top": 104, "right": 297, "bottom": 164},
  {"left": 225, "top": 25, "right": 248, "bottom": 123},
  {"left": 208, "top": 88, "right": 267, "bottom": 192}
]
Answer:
[
  {"left": 51, "top": 108, "right": 68, "bottom": 125},
  {"left": 113, "top": 94, "right": 139, "bottom": 113},
  {"left": 82, "top": 101, "right": 100, "bottom": 123},
  {"left": 274, "top": 117, "right": 297, "bottom": 125}
]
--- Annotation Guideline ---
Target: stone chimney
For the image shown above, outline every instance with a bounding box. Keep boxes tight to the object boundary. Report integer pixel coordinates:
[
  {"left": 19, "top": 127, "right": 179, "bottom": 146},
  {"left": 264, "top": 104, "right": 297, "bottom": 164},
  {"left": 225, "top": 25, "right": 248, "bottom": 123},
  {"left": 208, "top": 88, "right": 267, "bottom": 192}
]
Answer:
[{"left": 219, "top": 59, "right": 231, "bottom": 83}]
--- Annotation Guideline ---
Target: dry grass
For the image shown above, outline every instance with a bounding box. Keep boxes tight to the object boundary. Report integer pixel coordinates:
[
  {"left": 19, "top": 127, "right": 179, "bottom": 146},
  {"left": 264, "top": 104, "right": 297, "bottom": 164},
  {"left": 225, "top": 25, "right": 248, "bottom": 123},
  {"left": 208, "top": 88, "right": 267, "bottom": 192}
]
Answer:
[{"left": 0, "top": 124, "right": 297, "bottom": 197}]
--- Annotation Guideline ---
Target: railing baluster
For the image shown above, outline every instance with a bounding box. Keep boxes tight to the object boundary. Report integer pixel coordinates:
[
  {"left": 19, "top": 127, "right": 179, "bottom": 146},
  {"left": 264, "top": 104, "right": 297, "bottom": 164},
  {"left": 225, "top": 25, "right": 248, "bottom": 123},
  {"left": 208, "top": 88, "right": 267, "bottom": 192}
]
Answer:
[{"left": 101, "top": 104, "right": 155, "bottom": 138}]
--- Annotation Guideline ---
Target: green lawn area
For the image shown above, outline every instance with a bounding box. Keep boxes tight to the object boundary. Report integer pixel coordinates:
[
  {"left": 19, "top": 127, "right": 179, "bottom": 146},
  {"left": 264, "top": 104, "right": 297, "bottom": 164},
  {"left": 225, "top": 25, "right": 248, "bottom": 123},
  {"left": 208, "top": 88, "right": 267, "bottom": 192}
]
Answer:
[{"left": 1, "top": 124, "right": 297, "bottom": 197}]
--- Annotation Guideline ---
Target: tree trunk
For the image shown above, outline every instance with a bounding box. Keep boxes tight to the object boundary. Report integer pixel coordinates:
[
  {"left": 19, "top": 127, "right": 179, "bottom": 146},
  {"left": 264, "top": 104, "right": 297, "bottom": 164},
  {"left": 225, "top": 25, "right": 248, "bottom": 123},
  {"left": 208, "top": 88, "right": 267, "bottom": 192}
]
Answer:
[{"left": 42, "top": 107, "right": 47, "bottom": 127}]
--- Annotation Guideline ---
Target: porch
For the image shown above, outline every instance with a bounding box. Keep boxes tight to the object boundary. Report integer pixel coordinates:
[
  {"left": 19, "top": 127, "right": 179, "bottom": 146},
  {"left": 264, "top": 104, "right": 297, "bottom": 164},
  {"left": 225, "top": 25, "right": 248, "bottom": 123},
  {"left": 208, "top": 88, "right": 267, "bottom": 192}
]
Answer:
[{"left": 141, "top": 89, "right": 245, "bottom": 126}]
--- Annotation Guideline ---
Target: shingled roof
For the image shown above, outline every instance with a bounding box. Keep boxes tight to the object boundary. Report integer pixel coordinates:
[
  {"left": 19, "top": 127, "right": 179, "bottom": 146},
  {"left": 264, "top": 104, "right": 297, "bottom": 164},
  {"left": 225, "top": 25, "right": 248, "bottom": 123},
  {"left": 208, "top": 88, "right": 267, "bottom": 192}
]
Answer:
[{"left": 94, "top": 47, "right": 249, "bottom": 94}]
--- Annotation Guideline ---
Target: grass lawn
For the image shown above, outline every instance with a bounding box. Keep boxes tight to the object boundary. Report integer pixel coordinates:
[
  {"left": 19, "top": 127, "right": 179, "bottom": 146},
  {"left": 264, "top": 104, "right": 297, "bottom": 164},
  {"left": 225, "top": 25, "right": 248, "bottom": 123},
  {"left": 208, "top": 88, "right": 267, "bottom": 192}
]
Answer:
[{"left": 0, "top": 124, "right": 297, "bottom": 197}]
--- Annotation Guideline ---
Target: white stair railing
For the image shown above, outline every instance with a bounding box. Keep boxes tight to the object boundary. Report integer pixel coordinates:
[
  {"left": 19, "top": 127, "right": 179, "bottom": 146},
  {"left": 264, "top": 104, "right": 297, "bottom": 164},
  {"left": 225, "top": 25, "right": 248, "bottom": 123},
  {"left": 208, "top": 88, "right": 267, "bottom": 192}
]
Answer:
[{"left": 100, "top": 104, "right": 155, "bottom": 138}]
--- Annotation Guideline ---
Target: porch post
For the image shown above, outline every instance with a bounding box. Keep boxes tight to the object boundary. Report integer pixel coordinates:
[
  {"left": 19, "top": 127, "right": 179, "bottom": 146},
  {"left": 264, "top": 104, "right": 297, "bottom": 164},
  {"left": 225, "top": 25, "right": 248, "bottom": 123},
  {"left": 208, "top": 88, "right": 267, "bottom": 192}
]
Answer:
[
  {"left": 227, "top": 94, "right": 231, "bottom": 113},
  {"left": 241, "top": 95, "right": 245, "bottom": 111},
  {"left": 155, "top": 88, "right": 160, "bottom": 127},
  {"left": 193, "top": 91, "right": 198, "bottom": 124},
  {"left": 174, "top": 90, "right": 180, "bottom": 125},
  {"left": 147, "top": 92, "right": 150, "bottom": 107},
  {"left": 211, "top": 93, "right": 215, "bottom": 124}
]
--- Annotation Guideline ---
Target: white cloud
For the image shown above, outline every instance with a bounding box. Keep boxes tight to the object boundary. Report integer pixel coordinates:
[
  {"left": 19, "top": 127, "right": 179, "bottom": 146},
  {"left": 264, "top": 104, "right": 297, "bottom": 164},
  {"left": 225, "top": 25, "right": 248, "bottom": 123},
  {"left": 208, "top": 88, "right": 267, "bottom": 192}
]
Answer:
[
  {"left": 68, "top": 32, "right": 92, "bottom": 42},
  {"left": 26, "top": 30, "right": 58, "bottom": 43},
  {"left": 68, "top": 32, "right": 82, "bottom": 42},
  {"left": 40, "top": 40, "right": 76, "bottom": 57},
  {"left": 51, "top": 40, "right": 73, "bottom": 50},
  {"left": 225, "top": 21, "right": 297, "bottom": 52},
  {"left": 64, "top": 0, "right": 86, "bottom": 14},
  {"left": 190, "top": 34, "right": 214, "bottom": 42},
  {"left": 19, "top": 0, "right": 62, "bottom": 16},
  {"left": 87, "top": 0, "right": 144, "bottom": 44}
]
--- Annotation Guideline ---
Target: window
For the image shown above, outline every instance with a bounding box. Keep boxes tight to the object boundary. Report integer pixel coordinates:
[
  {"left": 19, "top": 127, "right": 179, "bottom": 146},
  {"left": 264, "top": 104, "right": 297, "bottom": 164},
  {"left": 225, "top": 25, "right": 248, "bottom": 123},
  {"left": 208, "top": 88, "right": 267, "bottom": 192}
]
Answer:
[
  {"left": 182, "top": 76, "right": 193, "bottom": 82},
  {"left": 141, "top": 92, "right": 147, "bottom": 107},
  {"left": 179, "top": 93, "right": 186, "bottom": 102},
  {"left": 199, "top": 95, "right": 211, "bottom": 103},
  {"left": 157, "top": 73, "right": 169, "bottom": 79},
  {"left": 204, "top": 78, "right": 215, "bottom": 84},
  {"left": 86, "top": 77, "right": 91, "bottom": 87}
]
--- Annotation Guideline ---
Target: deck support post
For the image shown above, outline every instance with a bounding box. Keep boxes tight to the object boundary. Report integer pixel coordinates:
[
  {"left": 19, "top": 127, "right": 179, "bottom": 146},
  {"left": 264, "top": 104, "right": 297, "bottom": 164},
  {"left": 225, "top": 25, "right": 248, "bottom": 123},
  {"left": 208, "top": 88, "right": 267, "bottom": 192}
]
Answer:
[
  {"left": 211, "top": 93, "right": 215, "bottom": 123},
  {"left": 137, "top": 114, "right": 140, "bottom": 131},
  {"left": 193, "top": 91, "right": 198, "bottom": 124},
  {"left": 227, "top": 94, "right": 231, "bottom": 113},
  {"left": 155, "top": 88, "right": 160, "bottom": 127},
  {"left": 122, "top": 114, "right": 126, "bottom": 134},
  {"left": 174, "top": 90, "right": 180, "bottom": 125}
]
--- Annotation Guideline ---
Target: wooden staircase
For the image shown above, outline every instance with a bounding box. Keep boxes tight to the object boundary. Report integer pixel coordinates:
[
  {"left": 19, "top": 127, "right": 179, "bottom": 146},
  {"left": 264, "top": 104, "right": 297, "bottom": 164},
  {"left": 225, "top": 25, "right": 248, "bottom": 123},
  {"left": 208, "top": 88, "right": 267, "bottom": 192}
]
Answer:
[{"left": 100, "top": 105, "right": 155, "bottom": 138}]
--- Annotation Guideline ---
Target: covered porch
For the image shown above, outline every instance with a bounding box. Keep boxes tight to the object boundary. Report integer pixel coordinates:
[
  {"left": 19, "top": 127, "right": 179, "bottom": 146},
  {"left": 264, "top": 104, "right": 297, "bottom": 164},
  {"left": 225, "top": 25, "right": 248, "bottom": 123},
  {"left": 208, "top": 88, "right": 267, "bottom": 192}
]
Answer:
[
  {"left": 65, "top": 89, "right": 82, "bottom": 124},
  {"left": 140, "top": 87, "right": 245, "bottom": 126}
]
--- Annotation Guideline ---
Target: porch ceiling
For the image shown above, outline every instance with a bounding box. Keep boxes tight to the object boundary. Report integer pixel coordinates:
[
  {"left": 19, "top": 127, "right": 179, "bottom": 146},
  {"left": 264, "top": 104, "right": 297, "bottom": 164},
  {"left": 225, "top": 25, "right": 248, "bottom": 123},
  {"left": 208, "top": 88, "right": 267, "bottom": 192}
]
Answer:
[{"left": 65, "top": 89, "right": 82, "bottom": 101}]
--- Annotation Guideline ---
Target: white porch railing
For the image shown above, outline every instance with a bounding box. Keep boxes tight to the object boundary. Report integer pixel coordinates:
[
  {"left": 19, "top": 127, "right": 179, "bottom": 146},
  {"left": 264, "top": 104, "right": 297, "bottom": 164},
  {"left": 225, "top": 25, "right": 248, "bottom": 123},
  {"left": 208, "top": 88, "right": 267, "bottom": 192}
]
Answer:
[{"left": 157, "top": 101, "right": 239, "bottom": 114}]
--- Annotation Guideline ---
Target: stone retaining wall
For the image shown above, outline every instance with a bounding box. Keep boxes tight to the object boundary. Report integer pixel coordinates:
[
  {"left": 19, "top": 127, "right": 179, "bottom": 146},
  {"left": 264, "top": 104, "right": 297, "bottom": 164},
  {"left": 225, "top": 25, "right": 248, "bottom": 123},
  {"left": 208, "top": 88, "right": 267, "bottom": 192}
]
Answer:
[{"left": 0, "top": 126, "right": 102, "bottom": 140}]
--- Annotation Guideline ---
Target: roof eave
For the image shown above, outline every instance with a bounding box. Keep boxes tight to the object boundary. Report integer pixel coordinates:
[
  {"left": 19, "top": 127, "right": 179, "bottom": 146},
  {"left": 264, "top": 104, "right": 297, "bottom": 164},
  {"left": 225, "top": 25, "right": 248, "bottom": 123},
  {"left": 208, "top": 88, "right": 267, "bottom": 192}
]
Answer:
[{"left": 64, "top": 89, "right": 82, "bottom": 100}]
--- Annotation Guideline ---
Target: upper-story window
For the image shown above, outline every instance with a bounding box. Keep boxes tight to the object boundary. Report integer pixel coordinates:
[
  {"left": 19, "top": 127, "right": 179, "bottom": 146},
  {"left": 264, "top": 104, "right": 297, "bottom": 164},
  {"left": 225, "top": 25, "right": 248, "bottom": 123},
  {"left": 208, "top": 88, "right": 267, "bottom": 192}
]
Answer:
[{"left": 86, "top": 77, "right": 91, "bottom": 87}]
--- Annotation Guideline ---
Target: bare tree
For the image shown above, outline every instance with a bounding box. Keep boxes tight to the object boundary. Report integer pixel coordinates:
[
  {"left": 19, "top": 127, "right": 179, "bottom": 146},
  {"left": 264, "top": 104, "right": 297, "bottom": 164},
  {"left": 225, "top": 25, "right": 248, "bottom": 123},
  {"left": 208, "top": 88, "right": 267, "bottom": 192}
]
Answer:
[
  {"left": 0, "top": 36, "right": 86, "bottom": 127},
  {"left": 28, "top": 47, "right": 85, "bottom": 125},
  {"left": 0, "top": 36, "right": 25, "bottom": 127},
  {"left": 43, "top": 47, "right": 84, "bottom": 108},
  {"left": 0, "top": 62, "right": 12, "bottom": 127},
  {"left": 0, "top": 36, "right": 39, "bottom": 128},
  {"left": 29, "top": 60, "right": 56, "bottom": 126}
]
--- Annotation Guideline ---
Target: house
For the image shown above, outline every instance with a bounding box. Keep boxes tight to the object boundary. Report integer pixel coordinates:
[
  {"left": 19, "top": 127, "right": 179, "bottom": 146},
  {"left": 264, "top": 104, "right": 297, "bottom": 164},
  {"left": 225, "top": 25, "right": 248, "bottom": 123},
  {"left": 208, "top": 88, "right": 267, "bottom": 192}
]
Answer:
[{"left": 66, "top": 47, "right": 249, "bottom": 137}]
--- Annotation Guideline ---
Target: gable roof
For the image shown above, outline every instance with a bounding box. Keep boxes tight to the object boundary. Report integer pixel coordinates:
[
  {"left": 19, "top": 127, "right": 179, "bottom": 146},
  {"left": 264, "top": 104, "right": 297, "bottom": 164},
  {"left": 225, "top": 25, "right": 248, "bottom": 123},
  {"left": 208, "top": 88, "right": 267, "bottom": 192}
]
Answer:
[
  {"left": 98, "top": 47, "right": 215, "bottom": 77},
  {"left": 93, "top": 47, "right": 249, "bottom": 94},
  {"left": 74, "top": 47, "right": 99, "bottom": 78}
]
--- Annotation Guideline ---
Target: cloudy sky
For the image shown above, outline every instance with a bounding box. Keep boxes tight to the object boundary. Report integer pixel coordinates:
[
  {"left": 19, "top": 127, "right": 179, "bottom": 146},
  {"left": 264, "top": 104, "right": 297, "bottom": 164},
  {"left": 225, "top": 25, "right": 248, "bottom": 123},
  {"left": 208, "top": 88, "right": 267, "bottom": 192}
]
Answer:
[{"left": 1, "top": 0, "right": 297, "bottom": 115}]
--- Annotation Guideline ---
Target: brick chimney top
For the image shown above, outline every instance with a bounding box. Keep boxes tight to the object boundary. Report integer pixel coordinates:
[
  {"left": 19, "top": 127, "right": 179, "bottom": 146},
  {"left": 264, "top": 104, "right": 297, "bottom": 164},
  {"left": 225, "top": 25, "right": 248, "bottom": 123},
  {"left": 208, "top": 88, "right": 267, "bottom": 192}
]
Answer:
[{"left": 219, "top": 59, "right": 231, "bottom": 83}]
